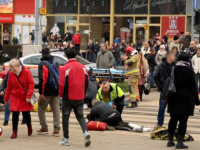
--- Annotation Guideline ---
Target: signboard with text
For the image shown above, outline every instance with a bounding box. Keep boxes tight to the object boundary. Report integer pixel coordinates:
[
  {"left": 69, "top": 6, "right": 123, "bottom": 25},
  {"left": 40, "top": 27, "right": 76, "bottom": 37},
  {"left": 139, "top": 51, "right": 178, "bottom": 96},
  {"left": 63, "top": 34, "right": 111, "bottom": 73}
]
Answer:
[
  {"left": 0, "top": 0, "right": 13, "bottom": 13},
  {"left": 161, "top": 16, "right": 185, "bottom": 42},
  {"left": 0, "top": 14, "right": 14, "bottom": 23}
]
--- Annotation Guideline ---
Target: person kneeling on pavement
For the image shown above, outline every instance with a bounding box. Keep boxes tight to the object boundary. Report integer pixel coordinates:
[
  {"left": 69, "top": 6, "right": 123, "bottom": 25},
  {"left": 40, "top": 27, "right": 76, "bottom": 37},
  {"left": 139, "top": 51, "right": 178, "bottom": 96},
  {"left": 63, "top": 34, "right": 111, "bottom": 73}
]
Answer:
[
  {"left": 96, "top": 81, "right": 124, "bottom": 115},
  {"left": 88, "top": 99, "right": 143, "bottom": 132}
]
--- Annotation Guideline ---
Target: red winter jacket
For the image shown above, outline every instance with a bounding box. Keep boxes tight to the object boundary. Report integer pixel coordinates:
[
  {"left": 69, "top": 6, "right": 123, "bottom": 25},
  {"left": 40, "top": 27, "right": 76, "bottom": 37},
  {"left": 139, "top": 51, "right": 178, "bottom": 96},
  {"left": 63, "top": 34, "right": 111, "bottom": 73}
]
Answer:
[
  {"left": 72, "top": 33, "right": 82, "bottom": 44},
  {"left": 59, "top": 59, "right": 89, "bottom": 100},
  {"left": 4, "top": 66, "right": 35, "bottom": 112}
]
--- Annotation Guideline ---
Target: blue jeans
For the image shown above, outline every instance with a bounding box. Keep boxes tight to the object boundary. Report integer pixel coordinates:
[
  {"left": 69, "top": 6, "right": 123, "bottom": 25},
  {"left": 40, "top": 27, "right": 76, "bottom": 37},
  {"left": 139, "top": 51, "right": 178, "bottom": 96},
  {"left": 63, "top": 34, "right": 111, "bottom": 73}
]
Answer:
[
  {"left": 4, "top": 99, "right": 11, "bottom": 121},
  {"left": 150, "top": 70, "right": 154, "bottom": 86},
  {"left": 114, "top": 57, "right": 119, "bottom": 68},
  {"left": 93, "top": 53, "right": 97, "bottom": 63},
  {"left": 195, "top": 73, "right": 200, "bottom": 92},
  {"left": 157, "top": 92, "right": 167, "bottom": 126},
  {"left": 31, "top": 40, "right": 34, "bottom": 44}
]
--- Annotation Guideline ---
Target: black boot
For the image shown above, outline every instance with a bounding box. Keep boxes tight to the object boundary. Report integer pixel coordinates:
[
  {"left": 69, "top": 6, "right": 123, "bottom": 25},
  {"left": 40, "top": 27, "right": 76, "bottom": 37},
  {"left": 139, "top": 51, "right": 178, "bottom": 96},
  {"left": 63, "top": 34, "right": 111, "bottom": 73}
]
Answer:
[
  {"left": 167, "top": 133, "right": 175, "bottom": 147},
  {"left": 176, "top": 135, "right": 188, "bottom": 149},
  {"left": 138, "top": 85, "right": 144, "bottom": 101}
]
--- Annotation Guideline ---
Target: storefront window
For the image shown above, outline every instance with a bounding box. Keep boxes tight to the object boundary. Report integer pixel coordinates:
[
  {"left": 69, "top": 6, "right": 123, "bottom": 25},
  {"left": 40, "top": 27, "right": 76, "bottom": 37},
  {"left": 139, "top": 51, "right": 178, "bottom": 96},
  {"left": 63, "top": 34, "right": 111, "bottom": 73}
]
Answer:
[
  {"left": 149, "top": 26, "right": 160, "bottom": 45},
  {"left": 79, "top": 26, "right": 89, "bottom": 50},
  {"left": 187, "top": 16, "right": 191, "bottom": 33},
  {"left": 80, "top": 0, "right": 110, "bottom": 14},
  {"left": 47, "top": 16, "right": 65, "bottom": 39},
  {"left": 66, "top": 16, "right": 78, "bottom": 23},
  {"left": 150, "top": 0, "right": 186, "bottom": 15},
  {"left": 115, "top": 0, "right": 148, "bottom": 14},
  {"left": 115, "top": 17, "right": 133, "bottom": 44},
  {"left": 135, "top": 17, "right": 147, "bottom": 24},
  {"left": 46, "top": 0, "right": 78, "bottom": 14},
  {"left": 150, "top": 17, "right": 160, "bottom": 24}
]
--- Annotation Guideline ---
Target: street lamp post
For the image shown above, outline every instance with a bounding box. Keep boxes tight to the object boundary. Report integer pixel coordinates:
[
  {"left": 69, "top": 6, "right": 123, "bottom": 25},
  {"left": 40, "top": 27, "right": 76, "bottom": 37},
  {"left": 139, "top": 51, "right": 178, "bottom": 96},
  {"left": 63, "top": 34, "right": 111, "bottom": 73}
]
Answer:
[{"left": 35, "top": 0, "right": 43, "bottom": 45}]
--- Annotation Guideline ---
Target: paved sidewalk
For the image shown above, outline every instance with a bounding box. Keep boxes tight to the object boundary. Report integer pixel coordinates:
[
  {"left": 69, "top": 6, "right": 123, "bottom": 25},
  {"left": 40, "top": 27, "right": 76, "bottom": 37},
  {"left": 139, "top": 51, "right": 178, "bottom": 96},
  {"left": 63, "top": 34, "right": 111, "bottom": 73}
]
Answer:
[{"left": 0, "top": 91, "right": 200, "bottom": 150}]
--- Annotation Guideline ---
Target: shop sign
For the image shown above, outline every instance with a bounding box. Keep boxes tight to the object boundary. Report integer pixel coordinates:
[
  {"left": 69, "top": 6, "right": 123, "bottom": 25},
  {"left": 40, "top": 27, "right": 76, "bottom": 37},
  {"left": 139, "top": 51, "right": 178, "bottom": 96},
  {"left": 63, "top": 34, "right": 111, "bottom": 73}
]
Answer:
[
  {"left": 150, "top": 0, "right": 186, "bottom": 15},
  {"left": 0, "top": 14, "right": 14, "bottom": 23},
  {"left": 40, "top": 8, "right": 46, "bottom": 15},
  {"left": 0, "top": 0, "right": 13, "bottom": 13},
  {"left": 115, "top": 0, "right": 148, "bottom": 14},
  {"left": 161, "top": 16, "right": 185, "bottom": 42}
]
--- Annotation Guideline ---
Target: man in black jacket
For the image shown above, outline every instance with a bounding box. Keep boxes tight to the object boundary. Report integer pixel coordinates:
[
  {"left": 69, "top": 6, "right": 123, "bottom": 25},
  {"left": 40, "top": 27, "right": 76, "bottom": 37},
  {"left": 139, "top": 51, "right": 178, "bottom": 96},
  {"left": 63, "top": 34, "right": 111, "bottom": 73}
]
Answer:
[
  {"left": 89, "top": 99, "right": 143, "bottom": 132},
  {"left": 145, "top": 49, "right": 156, "bottom": 87},
  {"left": 154, "top": 51, "right": 175, "bottom": 127},
  {"left": 37, "top": 48, "right": 60, "bottom": 136},
  {"left": 29, "top": 30, "right": 35, "bottom": 44},
  {"left": 64, "top": 30, "right": 72, "bottom": 42}
]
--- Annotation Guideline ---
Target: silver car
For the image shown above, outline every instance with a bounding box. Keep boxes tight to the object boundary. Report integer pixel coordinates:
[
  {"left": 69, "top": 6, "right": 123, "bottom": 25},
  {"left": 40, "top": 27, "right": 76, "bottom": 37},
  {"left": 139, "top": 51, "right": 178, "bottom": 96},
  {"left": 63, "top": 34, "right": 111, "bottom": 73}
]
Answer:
[{"left": 3, "top": 52, "right": 96, "bottom": 86}]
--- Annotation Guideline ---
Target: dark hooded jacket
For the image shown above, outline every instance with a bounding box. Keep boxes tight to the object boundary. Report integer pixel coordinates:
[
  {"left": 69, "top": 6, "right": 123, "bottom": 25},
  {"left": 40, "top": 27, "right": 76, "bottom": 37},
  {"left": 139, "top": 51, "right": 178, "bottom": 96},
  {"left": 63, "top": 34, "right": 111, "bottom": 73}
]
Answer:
[
  {"left": 145, "top": 52, "right": 156, "bottom": 71},
  {"left": 154, "top": 58, "right": 175, "bottom": 91},
  {"left": 38, "top": 55, "right": 60, "bottom": 96}
]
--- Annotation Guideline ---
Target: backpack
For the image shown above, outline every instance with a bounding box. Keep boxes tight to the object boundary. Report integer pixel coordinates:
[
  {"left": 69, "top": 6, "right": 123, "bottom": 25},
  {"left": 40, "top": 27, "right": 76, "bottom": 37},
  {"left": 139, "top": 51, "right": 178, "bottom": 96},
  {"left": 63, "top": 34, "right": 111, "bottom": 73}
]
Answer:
[
  {"left": 43, "top": 60, "right": 60, "bottom": 91},
  {"left": 163, "top": 67, "right": 176, "bottom": 101}
]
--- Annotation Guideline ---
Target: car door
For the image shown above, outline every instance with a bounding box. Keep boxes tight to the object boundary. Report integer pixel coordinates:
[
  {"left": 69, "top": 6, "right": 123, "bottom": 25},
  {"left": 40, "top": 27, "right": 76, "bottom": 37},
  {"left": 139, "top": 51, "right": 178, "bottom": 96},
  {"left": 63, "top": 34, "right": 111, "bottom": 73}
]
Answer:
[
  {"left": 53, "top": 56, "right": 67, "bottom": 66},
  {"left": 23, "top": 54, "right": 41, "bottom": 85}
]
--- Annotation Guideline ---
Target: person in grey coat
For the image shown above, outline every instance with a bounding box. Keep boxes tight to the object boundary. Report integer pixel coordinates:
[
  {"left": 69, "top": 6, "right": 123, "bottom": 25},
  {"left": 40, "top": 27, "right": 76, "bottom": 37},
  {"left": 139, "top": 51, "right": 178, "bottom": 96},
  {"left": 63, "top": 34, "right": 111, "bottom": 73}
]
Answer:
[{"left": 96, "top": 43, "right": 114, "bottom": 69}]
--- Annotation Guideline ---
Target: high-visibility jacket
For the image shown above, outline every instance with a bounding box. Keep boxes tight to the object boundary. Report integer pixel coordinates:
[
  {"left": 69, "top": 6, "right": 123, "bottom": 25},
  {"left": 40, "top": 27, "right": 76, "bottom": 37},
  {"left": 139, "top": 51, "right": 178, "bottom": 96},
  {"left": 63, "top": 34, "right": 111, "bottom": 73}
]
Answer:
[
  {"left": 96, "top": 83, "right": 124, "bottom": 103},
  {"left": 125, "top": 54, "right": 140, "bottom": 76}
]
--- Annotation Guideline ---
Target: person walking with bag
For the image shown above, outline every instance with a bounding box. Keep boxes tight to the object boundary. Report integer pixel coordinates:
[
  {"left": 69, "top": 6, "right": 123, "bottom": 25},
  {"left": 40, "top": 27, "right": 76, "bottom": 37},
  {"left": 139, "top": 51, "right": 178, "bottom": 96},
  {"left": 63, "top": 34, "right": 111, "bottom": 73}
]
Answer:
[
  {"left": 58, "top": 48, "right": 91, "bottom": 147},
  {"left": 4, "top": 58, "right": 34, "bottom": 139},
  {"left": 167, "top": 53, "right": 200, "bottom": 149},
  {"left": 37, "top": 48, "right": 60, "bottom": 137},
  {"left": 154, "top": 51, "right": 176, "bottom": 127}
]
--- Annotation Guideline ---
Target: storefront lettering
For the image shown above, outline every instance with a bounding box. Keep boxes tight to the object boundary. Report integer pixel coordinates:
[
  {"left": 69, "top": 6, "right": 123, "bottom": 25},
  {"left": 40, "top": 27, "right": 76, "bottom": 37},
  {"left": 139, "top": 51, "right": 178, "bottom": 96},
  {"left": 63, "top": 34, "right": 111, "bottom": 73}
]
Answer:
[
  {"left": 0, "top": 17, "right": 12, "bottom": 21},
  {"left": 123, "top": 0, "right": 148, "bottom": 10},
  {"left": 151, "top": 0, "right": 172, "bottom": 7}
]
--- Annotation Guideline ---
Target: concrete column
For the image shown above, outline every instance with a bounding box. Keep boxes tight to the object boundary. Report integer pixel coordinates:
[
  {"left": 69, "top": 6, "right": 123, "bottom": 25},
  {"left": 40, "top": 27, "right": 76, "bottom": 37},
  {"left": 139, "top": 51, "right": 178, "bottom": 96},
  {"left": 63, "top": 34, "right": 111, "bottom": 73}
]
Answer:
[
  {"left": 110, "top": 0, "right": 114, "bottom": 44},
  {"left": 35, "top": 0, "right": 43, "bottom": 45}
]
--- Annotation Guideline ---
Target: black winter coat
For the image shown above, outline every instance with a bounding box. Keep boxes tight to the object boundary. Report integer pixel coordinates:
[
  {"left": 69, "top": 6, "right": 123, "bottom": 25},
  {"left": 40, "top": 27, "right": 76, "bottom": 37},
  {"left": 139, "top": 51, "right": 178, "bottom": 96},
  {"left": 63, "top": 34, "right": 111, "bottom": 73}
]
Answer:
[
  {"left": 167, "top": 66, "right": 200, "bottom": 116},
  {"left": 145, "top": 53, "right": 156, "bottom": 71},
  {"left": 154, "top": 58, "right": 174, "bottom": 91},
  {"left": 89, "top": 101, "right": 114, "bottom": 122}
]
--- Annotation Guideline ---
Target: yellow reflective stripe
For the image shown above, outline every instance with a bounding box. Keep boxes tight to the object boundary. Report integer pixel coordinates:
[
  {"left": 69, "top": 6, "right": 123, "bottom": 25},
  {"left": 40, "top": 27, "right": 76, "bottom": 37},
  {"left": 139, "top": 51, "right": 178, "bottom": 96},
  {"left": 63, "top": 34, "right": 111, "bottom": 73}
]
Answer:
[
  {"left": 125, "top": 69, "right": 140, "bottom": 75},
  {"left": 97, "top": 122, "right": 100, "bottom": 127},
  {"left": 130, "top": 94, "right": 137, "bottom": 98}
]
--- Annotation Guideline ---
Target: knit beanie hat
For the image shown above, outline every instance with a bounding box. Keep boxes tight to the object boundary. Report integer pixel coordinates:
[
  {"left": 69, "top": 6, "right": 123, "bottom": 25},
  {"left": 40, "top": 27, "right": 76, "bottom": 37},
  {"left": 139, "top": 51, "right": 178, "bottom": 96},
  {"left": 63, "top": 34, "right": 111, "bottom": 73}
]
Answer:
[
  {"left": 178, "top": 53, "right": 189, "bottom": 62},
  {"left": 174, "top": 35, "right": 179, "bottom": 40}
]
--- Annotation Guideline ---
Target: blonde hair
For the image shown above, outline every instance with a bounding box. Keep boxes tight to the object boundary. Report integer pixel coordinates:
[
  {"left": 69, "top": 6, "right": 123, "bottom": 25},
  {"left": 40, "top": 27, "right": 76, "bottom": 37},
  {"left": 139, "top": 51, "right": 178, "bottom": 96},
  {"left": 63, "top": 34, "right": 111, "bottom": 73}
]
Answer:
[{"left": 9, "top": 58, "right": 21, "bottom": 67}]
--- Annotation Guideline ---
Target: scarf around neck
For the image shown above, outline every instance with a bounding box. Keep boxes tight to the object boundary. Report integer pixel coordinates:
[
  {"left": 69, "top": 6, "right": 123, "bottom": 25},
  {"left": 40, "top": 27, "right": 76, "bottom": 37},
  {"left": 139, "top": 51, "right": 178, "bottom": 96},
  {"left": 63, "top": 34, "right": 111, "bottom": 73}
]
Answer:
[{"left": 176, "top": 61, "right": 190, "bottom": 67}]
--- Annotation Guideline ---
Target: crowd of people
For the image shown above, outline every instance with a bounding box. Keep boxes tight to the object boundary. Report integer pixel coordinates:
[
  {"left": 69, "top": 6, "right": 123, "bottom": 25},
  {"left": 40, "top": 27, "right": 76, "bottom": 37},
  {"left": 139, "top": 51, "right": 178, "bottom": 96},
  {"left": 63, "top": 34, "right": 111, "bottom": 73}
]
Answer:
[{"left": 0, "top": 30, "right": 200, "bottom": 149}]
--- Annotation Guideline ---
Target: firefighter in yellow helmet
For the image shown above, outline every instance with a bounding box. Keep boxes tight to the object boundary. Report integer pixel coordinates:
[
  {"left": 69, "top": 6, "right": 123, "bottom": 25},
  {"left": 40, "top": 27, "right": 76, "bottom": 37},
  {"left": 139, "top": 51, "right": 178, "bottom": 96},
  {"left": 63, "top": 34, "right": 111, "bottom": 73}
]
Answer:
[{"left": 121, "top": 50, "right": 140, "bottom": 108}]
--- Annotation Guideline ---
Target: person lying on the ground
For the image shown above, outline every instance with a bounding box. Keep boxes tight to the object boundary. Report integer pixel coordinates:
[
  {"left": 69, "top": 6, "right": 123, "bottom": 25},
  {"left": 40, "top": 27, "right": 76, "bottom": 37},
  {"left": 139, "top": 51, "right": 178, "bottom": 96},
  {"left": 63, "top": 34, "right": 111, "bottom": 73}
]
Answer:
[
  {"left": 88, "top": 99, "right": 143, "bottom": 132},
  {"left": 96, "top": 81, "right": 125, "bottom": 115}
]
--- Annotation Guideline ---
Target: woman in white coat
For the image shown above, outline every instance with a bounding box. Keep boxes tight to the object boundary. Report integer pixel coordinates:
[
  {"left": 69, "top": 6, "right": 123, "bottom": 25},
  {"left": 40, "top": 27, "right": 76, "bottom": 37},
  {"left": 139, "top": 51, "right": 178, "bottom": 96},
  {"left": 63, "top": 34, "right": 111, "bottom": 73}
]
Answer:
[{"left": 192, "top": 47, "right": 200, "bottom": 93}]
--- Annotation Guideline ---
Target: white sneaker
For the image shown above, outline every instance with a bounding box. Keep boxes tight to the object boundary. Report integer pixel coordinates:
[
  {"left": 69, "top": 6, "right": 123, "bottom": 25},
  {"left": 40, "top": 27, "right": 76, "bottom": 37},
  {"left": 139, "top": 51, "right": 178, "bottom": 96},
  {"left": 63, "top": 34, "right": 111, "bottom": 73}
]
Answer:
[
  {"left": 83, "top": 131, "right": 91, "bottom": 147},
  {"left": 58, "top": 138, "right": 70, "bottom": 146},
  {"left": 134, "top": 125, "right": 143, "bottom": 133},
  {"left": 83, "top": 104, "right": 88, "bottom": 109}
]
